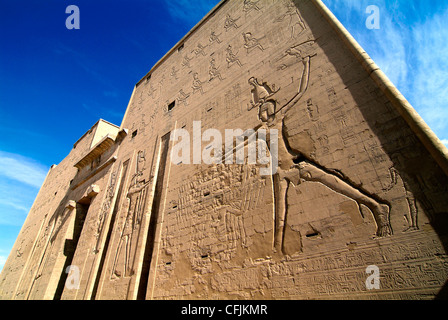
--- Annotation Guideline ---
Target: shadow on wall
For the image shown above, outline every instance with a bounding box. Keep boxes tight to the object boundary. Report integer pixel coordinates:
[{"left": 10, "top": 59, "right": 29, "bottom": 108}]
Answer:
[{"left": 294, "top": 0, "right": 448, "bottom": 299}]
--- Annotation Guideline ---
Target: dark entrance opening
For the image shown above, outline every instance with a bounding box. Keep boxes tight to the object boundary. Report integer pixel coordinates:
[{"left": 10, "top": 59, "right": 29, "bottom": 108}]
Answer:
[
  {"left": 136, "top": 132, "right": 171, "bottom": 300},
  {"left": 54, "top": 201, "right": 90, "bottom": 300}
]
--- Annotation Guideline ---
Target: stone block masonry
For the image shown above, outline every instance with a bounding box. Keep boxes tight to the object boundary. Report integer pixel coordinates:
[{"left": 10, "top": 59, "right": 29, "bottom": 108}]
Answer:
[{"left": 1, "top": 0, "right": 448, "bottom": 300}]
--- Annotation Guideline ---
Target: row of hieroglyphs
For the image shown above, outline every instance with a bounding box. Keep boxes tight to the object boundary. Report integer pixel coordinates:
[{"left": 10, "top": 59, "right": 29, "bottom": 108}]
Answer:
[
  {"left": 131, "top": 0, "right": 310, "bottom": 118},
  {"left": 153, "top": 232, "right": 447, "bottom": 299}
]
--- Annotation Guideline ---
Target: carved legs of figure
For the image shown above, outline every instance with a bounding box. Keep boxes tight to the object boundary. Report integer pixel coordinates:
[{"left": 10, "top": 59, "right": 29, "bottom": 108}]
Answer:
[
  {"left": 272, "top": 161, "right": 393, "bottom": 253},
  {"left": 295, "top": 162, "right": 392, "bottom": 237}
]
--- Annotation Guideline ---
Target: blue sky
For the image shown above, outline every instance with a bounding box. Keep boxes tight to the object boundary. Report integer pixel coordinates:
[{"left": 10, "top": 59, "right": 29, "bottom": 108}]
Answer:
[{"left": 0, "top": 0, "right": 447, "bottom": 273}]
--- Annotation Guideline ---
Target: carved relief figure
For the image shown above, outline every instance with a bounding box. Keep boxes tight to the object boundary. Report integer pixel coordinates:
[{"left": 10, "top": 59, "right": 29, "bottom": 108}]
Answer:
[
  {"left": 192, "top": 43, "right": 207, "bottom": 57},
  {"left": 224, "top": 14, "right": 240, "bottom": 31},
  {"left": 383, "top": 153, "right": 436, "bottom": 231},
  {"left": 242, "top": 32, "right": 265, "bottom": 54},
  {"left": 93, "top": 170, "right": 117, "bottom": 254},
  {"left": 147, "top": 83, "right": 157, "bottom": 100},
  {"left": 247, "top": 77, "right": 280, "bottom": 126},
  {"left": 246, "top": 41, "right": 392, "bottom": 254},
  {"left": 243, "top": 0, "right": 262, "bottom": 15},
  {"left": 209, "top": 58, "right": 224, "bottom": 82},
  {"left": 182, "top": 54, "right": 193, "bottom": 69},
  {"left": 192, "top": 72, "right": 205, "bottom": 95},
  {"left": 275, "top": 1, "right": 307, "bottom": 39},
  {"left": 111, "top": 151, "right": 150, "bottom": 279},
  {"left": 170, "top": 66, "right": 179, "bottom": 80},
  {"left": 209, "top": 31, "right": 222, "bottom": 45},
  {"left": 137, "top": 92, "right": 145, "bottom": 105},
  {"left": 383, "top": 166, "right": 418, "bottom": 232},
  {"left": 177, "top": 89, "right": 191, "bottom": 107},
  {"left": 226, "top": 45, "right": 242, "bottom": 68}
]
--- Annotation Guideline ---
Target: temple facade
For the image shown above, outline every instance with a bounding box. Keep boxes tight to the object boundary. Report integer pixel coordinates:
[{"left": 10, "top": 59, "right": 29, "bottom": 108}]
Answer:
[{"left": 1, "top": 0, "right": 448, "bottom": 300}]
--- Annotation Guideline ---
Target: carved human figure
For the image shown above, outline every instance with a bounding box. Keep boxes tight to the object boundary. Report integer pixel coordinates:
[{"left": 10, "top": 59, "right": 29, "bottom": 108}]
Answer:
[
  {"left": 147, "top": 82, "right": 157, "bottom": 99},
  {"left": 111, "top": 151, "right": 149, "bottom": 279},
  {"left": 209, "top": 58, "right": 224, "bottom": 82},
  {"left": 242, "top": 32, "right": 265, "bottom": 53},
  {"left": 192, "top": 72, "right": 205, "bottom": 95},
  {"left": 276, "top": 2, "right": 307, "bottom": 39},
  {"left": 182, "top": 54, "right": 192, "bottom": 68},
  {"left": 192, "top": 43, "right": 207, "bottom": 57},
  {"left": 170, "top": 66, "right": 179, "bottom": 80},
  {"left": 224, "top": 14, "right": 240, "bottom": 31},
  {"left": 111, "top": 179, "right": 149, "bottom": 279},
  {"left": 93, "top": 172, "right": 117, "bottom": 253},
  {"left": 177, "top": 89, "right": 191, "bottom": 106},
  {"left": 226, "top": 45, "right": 242, "bottom": 68},
  {"left": 243, "top": 0, "right": 262, "bottom": 14},
  {"left": 209, "top": 31, "right": 222, "bottom": 44},
  {"left": 247, "top": 41, "right": 392, "bottom": 254},
  {"left": 383, "top": 166, "right": 418, "bottom": 232},
  {"left": 383, "top": 153, "right": 435, "bottom": 231}
]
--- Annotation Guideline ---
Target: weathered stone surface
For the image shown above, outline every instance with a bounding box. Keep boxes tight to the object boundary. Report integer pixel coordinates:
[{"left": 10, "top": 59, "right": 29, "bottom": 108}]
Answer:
[{"left": 1, "top": 0, "right": 448, "bottom": 300}]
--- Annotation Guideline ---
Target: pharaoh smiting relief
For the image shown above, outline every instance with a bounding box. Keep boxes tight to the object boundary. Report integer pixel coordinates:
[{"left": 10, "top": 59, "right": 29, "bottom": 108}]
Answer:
[{"left": 247, "top": 40, "right": 393, "bottom": 254}]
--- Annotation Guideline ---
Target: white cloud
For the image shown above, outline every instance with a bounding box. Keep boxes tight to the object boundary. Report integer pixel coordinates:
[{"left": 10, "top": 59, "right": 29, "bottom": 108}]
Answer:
[
  {"left": 0, "top": 152, "right": 47, "bottom": 226},
  {"left": 408, "top": 8, "right": 448, "bottom": 138},
  {"left": 0, "top": 199, "right": 30, "bottom": 213},
  {"left": 322, "top": 0, "right": 448, "bottom": 143},
  {"left": 442, "top": 140, "right": 448, "bottom": 148},
  {"left": 0, "top": 151, "right": 47, "bottom": 189},
  {"left": 0, "top": 255, "right": 6, "bottom": 273}
]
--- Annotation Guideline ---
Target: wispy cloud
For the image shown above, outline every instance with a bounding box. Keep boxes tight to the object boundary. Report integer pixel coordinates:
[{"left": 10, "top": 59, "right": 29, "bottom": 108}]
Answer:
[
  {"left": 0, "top": 255, "right": 6, "bottom": 273},
  {"left": 322, "top": 0, "right": 448, "bottom": 143},
  {"left": 0, "top": 151, "right": 47, "bottom": 226},
  {"left": 0, "top": 151, "right": 47, "bottom": 188},
  {"left": 409, "top": 8, "right": 448, "bottom": 137},
  {"left": 103, "top": 90, "right": 118, "bottom": 98},
  {"left": 0, "top": 199, "right": 30, "bottom": 213},
  {"left": 164, "top": 0, "right": 218, "bottom": 26}
]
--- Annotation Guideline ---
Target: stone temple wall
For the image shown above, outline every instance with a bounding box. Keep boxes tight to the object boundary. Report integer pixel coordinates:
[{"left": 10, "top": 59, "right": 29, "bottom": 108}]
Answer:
[{"left": 1, "top": 0, "right": 448, "bottom": 300}]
